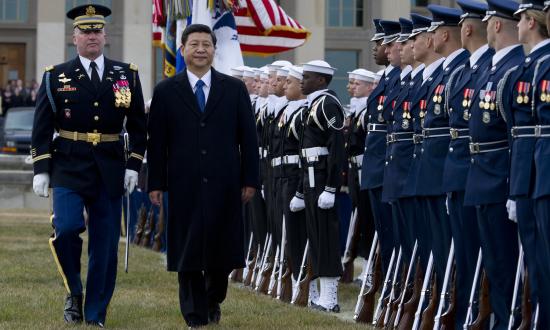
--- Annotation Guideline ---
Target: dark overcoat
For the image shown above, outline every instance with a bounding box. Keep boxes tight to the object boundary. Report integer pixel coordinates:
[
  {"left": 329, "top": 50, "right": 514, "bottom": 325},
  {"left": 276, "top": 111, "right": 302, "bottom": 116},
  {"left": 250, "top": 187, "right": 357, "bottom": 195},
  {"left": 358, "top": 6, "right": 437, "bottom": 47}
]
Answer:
[{"left": 147, "top": 68, "right": 260, "bottom": 272}]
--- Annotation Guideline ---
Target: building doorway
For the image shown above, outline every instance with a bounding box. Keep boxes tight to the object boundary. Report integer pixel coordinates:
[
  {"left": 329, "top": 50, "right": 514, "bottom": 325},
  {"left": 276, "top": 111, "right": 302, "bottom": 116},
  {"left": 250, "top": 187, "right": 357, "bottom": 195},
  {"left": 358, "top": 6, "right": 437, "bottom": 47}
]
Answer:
[{"left": 0, "top": 43, "right": 26, "bottom": 89}]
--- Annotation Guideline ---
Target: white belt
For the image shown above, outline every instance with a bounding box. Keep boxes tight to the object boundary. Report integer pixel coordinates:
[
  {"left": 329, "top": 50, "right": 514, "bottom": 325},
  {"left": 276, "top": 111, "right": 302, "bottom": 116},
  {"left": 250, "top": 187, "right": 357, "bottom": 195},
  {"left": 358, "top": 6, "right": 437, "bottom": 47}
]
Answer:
[
  {"left": 349, "top": 154, "right": 363, "bottom": 167},
  {"left": 301, "top": 147, "right": 329, "bottom": 158},
  {"left": 271, "top": 154, "right": 300, "bottom": 167}
]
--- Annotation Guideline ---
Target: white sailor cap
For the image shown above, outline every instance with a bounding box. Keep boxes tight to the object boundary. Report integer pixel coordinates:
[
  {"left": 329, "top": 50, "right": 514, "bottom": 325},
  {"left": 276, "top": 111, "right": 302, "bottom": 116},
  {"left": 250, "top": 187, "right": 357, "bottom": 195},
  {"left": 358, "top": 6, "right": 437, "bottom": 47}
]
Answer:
[
  {"left": 302, "top": 60, "right": 337, "bottom": 76},
  {"left": 276, "top": 66, "right": 290, "bottom": 77},
  {"left": 268, "top": 60, "right": 293, "bottom": 72},
  {"left": 288, "top": 66, "right": 304, "bottom": 80},
  {"left": 259, "top": 66, "right": 270, "bottom": 80},
  {"left": 230, "top": 66, "right": 246, "bottom": 77},
  {"left": 242, "top": 66, "right": 256, "bottom": 78},
  {"left": 353, "top": 69, "right": 377, "bottom": 82}
]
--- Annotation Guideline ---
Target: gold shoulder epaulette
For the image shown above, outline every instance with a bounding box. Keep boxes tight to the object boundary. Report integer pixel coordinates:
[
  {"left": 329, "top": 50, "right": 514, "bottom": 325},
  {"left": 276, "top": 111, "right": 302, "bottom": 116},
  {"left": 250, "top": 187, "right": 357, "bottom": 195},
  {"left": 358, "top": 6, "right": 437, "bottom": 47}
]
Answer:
[
  {"left": 45, "top": 65, "right": 54, "bottom": 72},
  {"left": 129, "top": 63, "right": 138, "bottom": 71}
]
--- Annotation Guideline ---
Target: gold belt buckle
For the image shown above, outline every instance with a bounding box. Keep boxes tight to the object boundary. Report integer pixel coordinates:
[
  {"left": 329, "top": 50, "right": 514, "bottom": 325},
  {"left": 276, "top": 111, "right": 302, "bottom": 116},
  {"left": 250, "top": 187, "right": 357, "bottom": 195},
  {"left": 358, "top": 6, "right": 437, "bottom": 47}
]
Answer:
[
  {"left": 450, "top": 128, "right": 458, "bottom": 139},
  {"left": 87, "top": 132, "right": 101, "bottom": 146}
]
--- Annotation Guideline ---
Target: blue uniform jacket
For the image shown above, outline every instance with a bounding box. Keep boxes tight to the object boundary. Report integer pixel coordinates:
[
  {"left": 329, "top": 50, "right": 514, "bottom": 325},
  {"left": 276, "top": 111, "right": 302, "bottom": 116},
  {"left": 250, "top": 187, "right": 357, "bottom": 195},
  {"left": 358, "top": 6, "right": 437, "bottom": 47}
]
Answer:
[
  {"left": 360, "top": 66, "right": 401, "bottom": 190},
  {"left": 532, "top": 54, "right": 550, "bottom": 198},
  {"left": 442, "top": 48, "right": 494, "bottom": 193},
  {"left": 416, "top": 49, "right": 470, "bottom": 196},
  {"left": 401, "top": 65, "right": 443, "bottom": 198},
  {"left": 464, "top": 46, "right": 525, "bottom": 206},
  {"left": 501, "top": 43, "right": 550, "bottom": 198}
]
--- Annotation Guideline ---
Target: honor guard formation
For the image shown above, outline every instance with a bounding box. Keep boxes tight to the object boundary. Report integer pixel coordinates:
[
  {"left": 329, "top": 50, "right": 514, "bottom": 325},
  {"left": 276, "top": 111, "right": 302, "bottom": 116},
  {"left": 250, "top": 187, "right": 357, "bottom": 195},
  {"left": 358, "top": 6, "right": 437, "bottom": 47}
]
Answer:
[
  {"left": 226, "top": 0, "right": 550, "bottom": 329},
  {"left": 29, "top": 0, "right": 550, "bottom": 329}
]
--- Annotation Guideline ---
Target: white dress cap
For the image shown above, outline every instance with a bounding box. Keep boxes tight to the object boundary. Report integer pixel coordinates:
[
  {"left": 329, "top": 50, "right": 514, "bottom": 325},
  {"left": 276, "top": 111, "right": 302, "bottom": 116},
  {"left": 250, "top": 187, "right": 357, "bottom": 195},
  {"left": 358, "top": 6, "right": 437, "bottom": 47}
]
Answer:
[
  {"left": 276, "top": 66, "right": 290, "bottom": 77},
  {"left": 354, "top": 69, "right": 377, "bottom": 82},
  {"left": 242, "top": 66, "right": 256, "bottom": 78},
  {"left": 302, "top": 60, "right": 336, "bottom": 76},
  {"left": 230, "top": 66, "right": 245, "bottom": 76},
  {"left": 268, "top": 60, "right": 293, "bottom": 72},
  {"left": 288, "top": 65, "right": 304, "bottom": 80}
]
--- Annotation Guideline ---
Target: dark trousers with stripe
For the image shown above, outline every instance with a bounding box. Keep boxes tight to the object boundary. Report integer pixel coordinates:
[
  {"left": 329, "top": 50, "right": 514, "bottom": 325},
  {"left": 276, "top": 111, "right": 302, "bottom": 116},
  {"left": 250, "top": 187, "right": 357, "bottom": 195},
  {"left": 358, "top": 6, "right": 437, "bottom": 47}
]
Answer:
[
  {"left": 535, "top": 196, "right": 550, "bottom": 328},
  {"left": 368, "top": 187, "right": 394, "bottom": 278},
  {"left": 425, "top": 195, "right": 451, "bottom": 291},
  {"left": 476, "top": 202, "right": 518, "bottom": 330},
  {"left": 447, "top": 190, "right": 479, "bottom": 329},
  {"left": 51, "top": 186, "right": 122, "bottom": 324}
]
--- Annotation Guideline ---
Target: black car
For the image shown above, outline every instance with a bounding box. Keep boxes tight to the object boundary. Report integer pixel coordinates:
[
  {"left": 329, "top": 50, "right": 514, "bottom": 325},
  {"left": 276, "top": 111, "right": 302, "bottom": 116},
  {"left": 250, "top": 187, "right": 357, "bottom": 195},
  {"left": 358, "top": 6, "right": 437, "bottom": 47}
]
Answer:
[{"left": 1, "top": 107, "right": 34, "bottom": 155}]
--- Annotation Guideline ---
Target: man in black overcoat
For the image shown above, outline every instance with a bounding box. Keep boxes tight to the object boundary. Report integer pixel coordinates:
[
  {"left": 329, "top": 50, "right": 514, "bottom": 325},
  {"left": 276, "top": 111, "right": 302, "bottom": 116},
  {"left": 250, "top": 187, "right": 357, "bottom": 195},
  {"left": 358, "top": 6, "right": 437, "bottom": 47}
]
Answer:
[{"left": 147, "top": 24, "right": 260, "bottom": 328}]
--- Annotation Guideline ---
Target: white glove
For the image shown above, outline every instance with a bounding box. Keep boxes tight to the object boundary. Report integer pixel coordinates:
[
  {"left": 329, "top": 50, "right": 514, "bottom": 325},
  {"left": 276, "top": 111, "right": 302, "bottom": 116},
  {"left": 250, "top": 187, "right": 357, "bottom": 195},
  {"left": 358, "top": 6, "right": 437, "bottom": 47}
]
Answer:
[
  {"left": 290, "top": 196, "right": 305, "bottom": 212},
  {"left": 32, "top": 173, "right": 50, "bottom": 197},
  {"left": 318, "top": 191, "right": 335, "bottom": 209},
  {"left": 506, "top": 199, "right": 517, "bottom": 222},
  {"left": 445, "top": 196, "right": 449, "bottom": 215},
  {"left": 124, "top": 169, "right": 139, "bottom": 194}
]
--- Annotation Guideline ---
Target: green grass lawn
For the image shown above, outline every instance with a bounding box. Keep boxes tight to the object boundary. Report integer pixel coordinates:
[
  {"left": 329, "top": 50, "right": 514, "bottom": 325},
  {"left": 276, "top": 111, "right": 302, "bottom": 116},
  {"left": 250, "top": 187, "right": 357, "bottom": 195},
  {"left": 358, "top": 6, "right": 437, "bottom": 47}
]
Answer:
[{"left": 0, "top": 210, "right": 374, "bottom": 329}]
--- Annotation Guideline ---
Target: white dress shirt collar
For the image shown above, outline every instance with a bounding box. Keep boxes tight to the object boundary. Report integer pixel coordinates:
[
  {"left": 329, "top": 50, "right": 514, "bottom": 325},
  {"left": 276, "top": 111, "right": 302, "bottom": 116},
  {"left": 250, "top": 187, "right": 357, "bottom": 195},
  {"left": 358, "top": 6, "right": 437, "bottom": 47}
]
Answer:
[
  {"left": 187, "top": 69, "right": 212, "bottom": 101},
  {"left": 443, "top": 48, "right": 466, "bottom": 70},
  {"left": 384, "top": 64, "right": 395, "bottom": 76},
  {"left": 422, "top": 57, "right": 445, "bottom": 84},
  {"left": 411, "top": 63, "right": 425, "bottom": 79},
  {"left": 530, "top": 38, "right": 550, "bottom": 54},
  {"left": 79, "top": 54, "right": 104, "bottom": 80},
  {"left": 400, "top": 65, "right": 413, "bottom": 80},
  {"left": 470, "top": 44, "right": 489, "bottom": 67},
  {"left": 492, "top": 44, "right": 522, "bottom": 67}
]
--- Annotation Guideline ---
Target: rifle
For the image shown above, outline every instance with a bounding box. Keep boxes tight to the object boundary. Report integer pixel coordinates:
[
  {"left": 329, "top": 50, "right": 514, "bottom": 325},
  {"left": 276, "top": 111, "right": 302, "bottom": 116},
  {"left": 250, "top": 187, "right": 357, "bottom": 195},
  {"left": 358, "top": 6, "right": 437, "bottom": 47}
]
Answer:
[
  {"left": 439, "top": 271, "right": 456, "bottom": 329},
  {"left": 508, "top": 245, "right": 524, "bottom": 330},
  {"left": 276, "top": 216, "right": 290, "bottom": 301},
  {"left": 291, "top": 240, "right": 311, "bottom": 306},
  {"left": 152, "top": 202, "right": 165, "bottom": 252},
  {"left": 434, "top": 240, "right": 455, "bottom": 329},
  {"left": 278, "top": 261, "right": 293, "bottom": 302},
  {"left": 341, "top": 208, "right": 359, "bottom": 283},
  {"left": 354, "top": 232, "right": 380, "bottom": 323},
  {"left": 139, "top": 207, "right": 155, "bottom": 248},
  {"left": 267, "top": 245, "right": 280, "bottom": 296},
  {"left": 256, "top": 234, "right": 273, "bottom": 294},
  {"left": 468, "top": 270, "right": 490, "bottom": 330},
  {"left": 393, "top": 240, "right": 418, "bottom": 329},
  {"left": 133, "top": 205, "right": 147, "bottom": 245},
  {"left": 123, "top": 133, "right": 130, "bottom": 272},
  {"left": 252, "top": 235, "right": 269, "bottom": 288},
  {"left": 532, "top": 303, "right": 539, "bottom": 330},
  {"left": 412, "top": 252, "right": 434, "bottom": 330},
  {"left": 380, "top": 247, "right": 403, "bottom": 328},
  {"left": 517, "top": 271, "right": 532, "bottom": 330},
  {"left": 240, "top": 232, "right": 255, "bottom": 284},
  {"left": 398, "top": 256, "right": 423, "bottom": 330},
  {"left": 373, "top": 248, "right": 397, "bottom": 326},
  {"left": 244, "top": 243, "right": 259, "bottom": 287},
  {"left": 419, "top": 274, "right": 438, "bottom": 330}
]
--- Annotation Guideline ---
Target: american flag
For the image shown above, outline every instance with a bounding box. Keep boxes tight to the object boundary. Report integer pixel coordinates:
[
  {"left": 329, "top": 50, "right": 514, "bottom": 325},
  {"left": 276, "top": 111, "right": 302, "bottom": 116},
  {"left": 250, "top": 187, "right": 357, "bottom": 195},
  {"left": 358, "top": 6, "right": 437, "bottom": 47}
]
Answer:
[{"left": 234, "top": 0, "right": 310, "bottom": 56}]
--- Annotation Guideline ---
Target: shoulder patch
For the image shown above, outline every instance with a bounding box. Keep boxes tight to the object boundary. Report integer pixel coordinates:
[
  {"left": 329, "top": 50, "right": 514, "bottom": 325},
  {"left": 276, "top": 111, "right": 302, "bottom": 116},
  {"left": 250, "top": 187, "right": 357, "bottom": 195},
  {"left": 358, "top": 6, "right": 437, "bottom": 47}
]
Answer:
[
  {"left": 45, "top": 65, "right": 54, "bottom": 72},
  {"left": 129, "top": 63, "right": 138, "bottom": 71}
]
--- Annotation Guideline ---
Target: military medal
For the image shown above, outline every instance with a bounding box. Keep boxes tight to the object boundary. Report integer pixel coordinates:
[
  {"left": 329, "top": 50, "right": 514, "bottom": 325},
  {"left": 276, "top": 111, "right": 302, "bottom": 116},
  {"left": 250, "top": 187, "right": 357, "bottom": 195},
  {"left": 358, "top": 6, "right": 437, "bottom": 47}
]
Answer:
[
  {"left": 402, "top": 119, "right": 409, "bottom": 129},
  {"left": 463, "top": 110, "right": 469, "bottom": 121},
  {"left": 517, "top": 81, "right": 525, "bottom": 104},
  {"left": 378, "top": 113, "right": 384, "bottom": 123},
  {"left": 419, "top": 99, "right": 427, "bottom": 118},
  {"left": 434, "top": 104, "right": 441, "bottom": 115},
  {"left": 483, "top": 111, "right": 491, "bottom": 124},
  {"left": 541, "top": 80, "right": 548, "bottom": 101},
  {"left": 377, "top": 95, "right": 385, "bottom": 111},
  {"left": 524, "top": 82, "right": 530, "bottom": 104}
]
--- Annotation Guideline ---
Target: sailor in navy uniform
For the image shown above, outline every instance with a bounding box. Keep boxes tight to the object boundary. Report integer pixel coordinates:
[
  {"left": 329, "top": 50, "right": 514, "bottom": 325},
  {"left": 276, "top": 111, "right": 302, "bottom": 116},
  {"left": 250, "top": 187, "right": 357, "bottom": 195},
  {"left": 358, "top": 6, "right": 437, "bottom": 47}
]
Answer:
[
  {"left": 400, "top": 13, "right": 441, "bottom": 274},
  {"left": 441, "top": 1, "right": 494, "bottom": 326},
  {"left": 414, "top": 5, "right": 470, "bottom": 293},
  {"left": 384, "top": 17, "right": 424, "bottom": 268},
  {"left": 529, "top": 1, "right": 550, "bottom": 322},
  {"left": 345, "top": 68, "right": 376, "bottom": 273},
  {"left": 30, "top": 4, "right": 146, "bottom": 327},
  {"left": 464, "top": 1, "right": 523, "bottom": 327},
  {"left": 500, "top": 0, "right": 550, "bottom": 325},
  {"left": 360, "top": 19, "right": 402, "bottom": 278},
  {"left": 274, "top": 65, "right": 308, "bottom": 298},
  {"left": 290, "top": 60, "right": 345, "bottom": 312}
]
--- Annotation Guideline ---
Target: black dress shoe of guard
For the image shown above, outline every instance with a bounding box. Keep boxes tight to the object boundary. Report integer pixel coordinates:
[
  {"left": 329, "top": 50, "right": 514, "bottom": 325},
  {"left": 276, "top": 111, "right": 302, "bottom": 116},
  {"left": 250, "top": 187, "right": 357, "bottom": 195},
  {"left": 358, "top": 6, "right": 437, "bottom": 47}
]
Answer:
[
  {"left": 208, "top": 304, "right": 221, "bottom": 324},
  {"left": 64, "top": 294, "right": 83, "bottom": 324},
  {"left": 85, "top": 320, "right": 105, "bottom": 328}
]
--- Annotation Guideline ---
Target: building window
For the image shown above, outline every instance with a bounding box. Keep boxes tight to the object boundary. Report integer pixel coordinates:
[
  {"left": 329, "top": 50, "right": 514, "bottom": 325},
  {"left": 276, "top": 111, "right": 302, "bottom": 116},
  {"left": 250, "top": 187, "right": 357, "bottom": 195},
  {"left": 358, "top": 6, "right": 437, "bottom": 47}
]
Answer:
[
  {"left": 325, "top": 49, "right": 359, "bottom": 101},
  {"left": 65, "top": 0, "right": 113, "bottom": 22},
  {"left": 327, "top": 0, "right": 363, "bottom": 27},
  {"left": 0, "top": 0, "right": 29, "bottom": 23}
]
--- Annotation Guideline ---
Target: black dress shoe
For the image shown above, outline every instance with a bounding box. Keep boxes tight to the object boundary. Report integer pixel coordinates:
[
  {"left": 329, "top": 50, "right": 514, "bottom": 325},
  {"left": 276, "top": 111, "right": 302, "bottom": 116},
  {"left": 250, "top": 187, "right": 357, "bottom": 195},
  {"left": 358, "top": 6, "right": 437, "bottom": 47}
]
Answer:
[
  {"left": 85, "top": 320, "right": 105, "bottom": 328},
  {"left": 208, "top": 304, "right": 221, "bottom": 324},
  {"left": 64, "top": 294, "right": 83, "bottom": 324}
]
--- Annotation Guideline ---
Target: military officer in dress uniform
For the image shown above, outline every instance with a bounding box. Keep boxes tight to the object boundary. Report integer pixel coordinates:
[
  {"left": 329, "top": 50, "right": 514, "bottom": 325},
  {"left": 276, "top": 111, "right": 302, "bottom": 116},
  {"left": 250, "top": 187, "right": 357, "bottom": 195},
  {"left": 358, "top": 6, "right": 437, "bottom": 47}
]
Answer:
[
  {"left": 500, "top": 1, "right": 550, "bottom": 325},
  {"left": 441, "top": 1, "right": 494, "bottom": 326},
  {"left": 414, "top": 6, "right": 470, "bottom": 296},
  {"left": 360, "top": 18, "right": 401, "bottom": 279},
  {"left": 289, "top": 60, "right": 345, "bottom": 312},
  {"left": 528, "top": 1, "right": 550, "bottom": 323},
  {"left": 31, "top": 4, "right": 146, "bottom": 327},
  {"left": 464, "top": 1, "right": 523, "bottom": 327}
]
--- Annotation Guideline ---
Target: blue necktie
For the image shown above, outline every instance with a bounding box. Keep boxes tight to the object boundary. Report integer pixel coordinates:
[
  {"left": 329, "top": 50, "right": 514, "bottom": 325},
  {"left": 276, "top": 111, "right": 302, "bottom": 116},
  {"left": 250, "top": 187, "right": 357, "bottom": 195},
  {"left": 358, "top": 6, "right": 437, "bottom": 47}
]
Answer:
[{"left": 195, "top": 79, "right": 206, "bottom": 112}]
